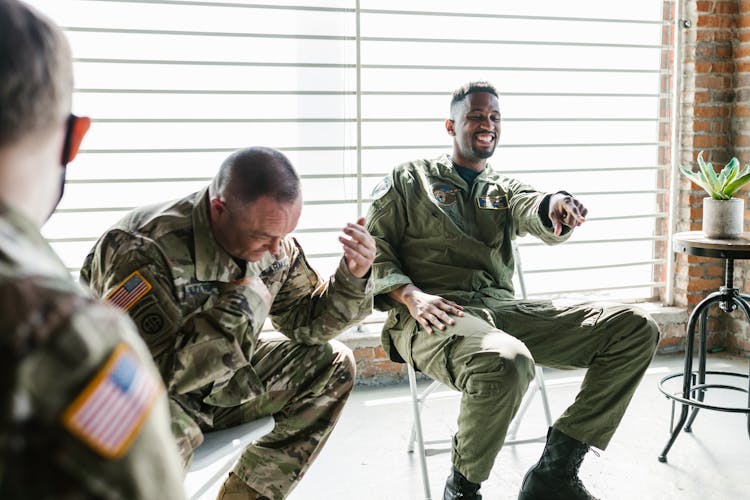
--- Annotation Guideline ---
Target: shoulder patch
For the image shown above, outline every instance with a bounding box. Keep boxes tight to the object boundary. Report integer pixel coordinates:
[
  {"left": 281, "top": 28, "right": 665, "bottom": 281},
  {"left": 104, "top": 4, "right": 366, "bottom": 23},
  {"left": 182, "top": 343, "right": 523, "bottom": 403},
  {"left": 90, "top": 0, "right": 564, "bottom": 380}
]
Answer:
[
  {"left": 62, "top": 343, "right": 161, "bottom": 459},
  {"left": 370, "top": 176, "right": 392, "bottom": 200},
  {"left": 105, "top": 271, "right": 152, "bottom": 311}
]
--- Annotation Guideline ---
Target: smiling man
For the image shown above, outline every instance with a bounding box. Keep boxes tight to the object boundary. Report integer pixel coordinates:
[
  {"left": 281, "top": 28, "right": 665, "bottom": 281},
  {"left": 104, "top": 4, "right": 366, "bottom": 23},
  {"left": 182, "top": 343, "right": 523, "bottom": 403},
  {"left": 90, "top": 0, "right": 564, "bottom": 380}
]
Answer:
[
  {"left": 366, "top": 81, "right": 659, "bottom": 500},
  {"left": 80, "top": 146, "right": 375, "bottom": 500}
]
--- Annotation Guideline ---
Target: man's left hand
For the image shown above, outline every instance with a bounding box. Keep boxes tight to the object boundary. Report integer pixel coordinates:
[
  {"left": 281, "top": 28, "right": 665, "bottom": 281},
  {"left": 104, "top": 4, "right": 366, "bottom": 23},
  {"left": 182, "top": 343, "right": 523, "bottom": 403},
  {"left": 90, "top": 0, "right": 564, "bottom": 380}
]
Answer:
[
  {"left": 339, "top": 217, "right": 375, "bottom": 278},
  {"left": 549, "top": 193, "right": 588, "bottom": 236}
]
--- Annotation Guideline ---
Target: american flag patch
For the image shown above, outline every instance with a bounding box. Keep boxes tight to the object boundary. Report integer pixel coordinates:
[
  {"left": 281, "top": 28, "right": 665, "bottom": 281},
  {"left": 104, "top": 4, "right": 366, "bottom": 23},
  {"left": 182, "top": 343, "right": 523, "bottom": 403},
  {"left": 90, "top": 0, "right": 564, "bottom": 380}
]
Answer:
[
  {"left": 105, "top": 271, "right": 152, "bottom": 311},
  {"left": 62, "top": 344, "right": 161, "bottom": 459}
]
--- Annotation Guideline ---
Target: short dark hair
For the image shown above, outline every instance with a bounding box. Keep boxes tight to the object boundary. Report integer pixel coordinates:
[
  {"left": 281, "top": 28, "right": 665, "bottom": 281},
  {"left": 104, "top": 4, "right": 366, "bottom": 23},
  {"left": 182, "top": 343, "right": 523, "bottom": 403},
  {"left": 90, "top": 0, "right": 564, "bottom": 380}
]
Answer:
[
  {"left": 211, "top": 147, "right": 300, "bottom": 206},
  {"left": 450, "top": 81, "right": 498, "bottom": 117},
  {"left": 0, "top": 0, "right": 72, "bottom": 148}
]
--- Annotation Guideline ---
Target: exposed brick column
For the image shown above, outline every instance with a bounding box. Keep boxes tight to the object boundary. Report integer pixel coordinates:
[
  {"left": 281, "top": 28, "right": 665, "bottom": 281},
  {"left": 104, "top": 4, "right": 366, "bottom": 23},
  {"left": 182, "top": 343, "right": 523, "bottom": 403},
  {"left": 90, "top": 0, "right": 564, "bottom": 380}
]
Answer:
[
  {"left": 728, "top": 0, "right": 750, "bottom": 352},
  {"left": 674, "top": 0, "right": 737, "bottom": 350}
]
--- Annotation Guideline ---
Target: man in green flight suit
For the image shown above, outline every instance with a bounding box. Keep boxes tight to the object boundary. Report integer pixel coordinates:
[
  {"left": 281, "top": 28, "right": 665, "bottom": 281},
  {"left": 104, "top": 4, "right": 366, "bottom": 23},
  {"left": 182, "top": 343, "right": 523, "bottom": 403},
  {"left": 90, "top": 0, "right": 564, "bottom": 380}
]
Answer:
[
  {"left": 0, "top": 1, "right": 186, "bottom": 498},
  {"left": 80, "top": 146, "right": 375, "bottom": 500},
  {"left": 366, "top": 81, "right": 660, "bottom": 500}
]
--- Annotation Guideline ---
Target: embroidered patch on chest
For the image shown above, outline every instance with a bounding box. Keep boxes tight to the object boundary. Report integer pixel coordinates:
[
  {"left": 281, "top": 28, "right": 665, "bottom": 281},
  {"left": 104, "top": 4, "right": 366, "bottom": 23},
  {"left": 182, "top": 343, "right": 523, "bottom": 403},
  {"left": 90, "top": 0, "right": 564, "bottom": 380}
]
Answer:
[
  {"left": 476, "top": 194, "right": 509, "bottom": 210},
  {"left": 432, "top": 183, "right": 459, "bottom": 206}
]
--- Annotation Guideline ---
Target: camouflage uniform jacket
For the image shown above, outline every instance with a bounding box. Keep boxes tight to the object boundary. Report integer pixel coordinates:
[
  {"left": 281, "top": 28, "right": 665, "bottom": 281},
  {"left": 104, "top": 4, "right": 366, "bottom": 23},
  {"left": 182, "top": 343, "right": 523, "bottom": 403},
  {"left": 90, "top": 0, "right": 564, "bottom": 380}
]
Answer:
[
  {"left": 0, "top": 202, "right": 185, "bottom": 499},
  {"left": 366, "top": 154, "right": 571, "bottom": 359},
  {"left": 80, "top": 188, "right": 372, "bottom": 425}
]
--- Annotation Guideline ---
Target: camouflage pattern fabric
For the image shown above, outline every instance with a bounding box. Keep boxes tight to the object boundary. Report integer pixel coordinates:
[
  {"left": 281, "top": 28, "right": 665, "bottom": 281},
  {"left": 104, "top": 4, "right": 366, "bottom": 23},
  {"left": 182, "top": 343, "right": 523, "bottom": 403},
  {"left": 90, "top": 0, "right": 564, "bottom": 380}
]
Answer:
[
  {"left": 0, "top": 202, "right": 185, "bottom": 499},
  {"left": 366, "top": 155, "right": 659, "bottom": 483},
  {"left": 80, "top": 188, "right": 372, "bottom": 499}
]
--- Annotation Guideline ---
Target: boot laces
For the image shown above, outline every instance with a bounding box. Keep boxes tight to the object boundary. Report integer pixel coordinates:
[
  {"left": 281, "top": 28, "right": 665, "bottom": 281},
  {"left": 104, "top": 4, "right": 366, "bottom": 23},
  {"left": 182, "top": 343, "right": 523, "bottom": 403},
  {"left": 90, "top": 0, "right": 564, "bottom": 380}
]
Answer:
[{"left": 564, "top": 445, "right": 598, "bottom": 499}]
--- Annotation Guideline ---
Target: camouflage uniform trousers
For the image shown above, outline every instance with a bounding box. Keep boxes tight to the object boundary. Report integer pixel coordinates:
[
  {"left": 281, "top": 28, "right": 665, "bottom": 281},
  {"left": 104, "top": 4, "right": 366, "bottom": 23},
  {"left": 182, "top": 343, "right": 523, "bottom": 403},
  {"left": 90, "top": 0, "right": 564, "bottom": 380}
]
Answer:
[{"left": 171, "top": 336, "right": 355, "bottom": 499}]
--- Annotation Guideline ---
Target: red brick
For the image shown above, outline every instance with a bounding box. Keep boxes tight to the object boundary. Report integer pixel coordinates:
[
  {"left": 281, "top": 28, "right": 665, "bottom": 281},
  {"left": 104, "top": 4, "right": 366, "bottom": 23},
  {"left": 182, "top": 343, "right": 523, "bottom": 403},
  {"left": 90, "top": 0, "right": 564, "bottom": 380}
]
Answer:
[
  {"left": 716, "top": 1, "right": 738, "bottom": 14},
  {"left": 694, "top": 104, "right": 730, "bottom": 117},
  {"left": 694, "top": 134, "right": 728, "bottom": 148},
  {"left": 353, "top": 347, "right": 374, "bottom": 361},
  {"left": 697, "top": 1, "right": 714, "bottom": 13},
  {"left": 734, "top": 45, "right": 750, "bottom": 59},
  {"left": 695, "top": 74, "right": 732, "bottom": 89}
]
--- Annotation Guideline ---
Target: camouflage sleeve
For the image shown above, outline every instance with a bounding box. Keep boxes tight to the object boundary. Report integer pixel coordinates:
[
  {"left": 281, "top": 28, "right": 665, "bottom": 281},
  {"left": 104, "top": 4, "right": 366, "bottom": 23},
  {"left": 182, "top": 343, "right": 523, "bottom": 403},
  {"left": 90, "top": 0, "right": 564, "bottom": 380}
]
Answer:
[
  {"left": 365, "top": 174, "right": 414, "bottom": 311},
  {"left": 506, "top": 177, "right": 572, "bottom": 245},
  {"left": 1, "top": 281, "right": 185, "bottom": 500},
  {"left": 269, "top": 237, "right": 372, "bottom": 345},
  {"left": 81, "top": 229, "right": 268, "bottom": 395}
]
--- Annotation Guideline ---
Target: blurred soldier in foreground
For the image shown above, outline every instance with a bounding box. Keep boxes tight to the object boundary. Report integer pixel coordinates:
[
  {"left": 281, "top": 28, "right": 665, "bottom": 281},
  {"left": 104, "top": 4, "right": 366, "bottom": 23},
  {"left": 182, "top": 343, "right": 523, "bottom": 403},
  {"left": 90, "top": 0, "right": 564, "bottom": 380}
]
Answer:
[
  {"left": 0, "top": 0, "right": 186, "bottom": 498},
  {"left": 81, "top": 146, "right": 375, "bottom": 500}
]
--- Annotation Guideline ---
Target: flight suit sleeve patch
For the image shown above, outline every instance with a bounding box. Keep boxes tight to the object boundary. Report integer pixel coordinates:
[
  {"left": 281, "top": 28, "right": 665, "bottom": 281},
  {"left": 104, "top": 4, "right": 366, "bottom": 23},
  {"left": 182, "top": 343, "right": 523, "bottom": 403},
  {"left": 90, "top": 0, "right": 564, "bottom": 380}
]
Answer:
[
  {"left": 61, "top": 343, "right": 161, "bottom": 459},
  {"left": 104, "top": 271, "right": 152, "bottom": 311},
  {"left": 370, "top": 176, "right": 392, "bottom": 200}
]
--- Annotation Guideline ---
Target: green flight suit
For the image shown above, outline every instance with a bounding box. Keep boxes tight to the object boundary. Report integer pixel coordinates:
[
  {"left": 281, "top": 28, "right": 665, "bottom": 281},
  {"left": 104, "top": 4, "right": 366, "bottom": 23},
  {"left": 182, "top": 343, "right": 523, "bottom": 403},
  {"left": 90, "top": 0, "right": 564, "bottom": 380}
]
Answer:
[
  {"left": 80, "top": 187, "right": 372, "bottom": 500},
  {"left": 366, "top": 155, "right": 659, "bottom": 483},
  {"left": 0, "top": 202, "right": 185, "bottom": 499}
]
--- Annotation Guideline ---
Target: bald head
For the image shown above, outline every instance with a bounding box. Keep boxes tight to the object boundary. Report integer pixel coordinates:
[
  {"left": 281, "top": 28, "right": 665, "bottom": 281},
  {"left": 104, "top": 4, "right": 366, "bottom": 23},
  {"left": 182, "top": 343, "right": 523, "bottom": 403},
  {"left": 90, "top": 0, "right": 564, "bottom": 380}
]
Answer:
[
  {"left": 208, "top": 147, "right": 302, "bottom": 261},
  {"left": 210, "top": 147, "right": 300, "bottom": 210}
]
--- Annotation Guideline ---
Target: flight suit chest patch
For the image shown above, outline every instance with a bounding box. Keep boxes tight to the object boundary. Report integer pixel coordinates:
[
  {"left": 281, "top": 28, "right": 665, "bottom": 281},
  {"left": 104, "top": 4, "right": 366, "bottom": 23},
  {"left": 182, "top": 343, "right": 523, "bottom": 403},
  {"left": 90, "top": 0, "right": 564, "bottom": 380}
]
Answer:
[
  {"left": 476, "top": 185, "right": 509, "bottom": 210},
  {"left": 432, "top": 183, "right": 459, "bottom": 206}
]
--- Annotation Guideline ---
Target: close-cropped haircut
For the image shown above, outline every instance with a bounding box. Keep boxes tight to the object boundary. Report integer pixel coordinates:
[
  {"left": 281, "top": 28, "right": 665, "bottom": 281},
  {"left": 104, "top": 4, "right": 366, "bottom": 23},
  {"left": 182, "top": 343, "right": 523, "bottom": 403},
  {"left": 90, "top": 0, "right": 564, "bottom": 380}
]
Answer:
[
  {"left": 0, "top": 0, "right": 72, "bottom": 148},
  {"left": 210, "top": 147, "right": 301, "bottom": 207},
  {"left": 450, "top": 81, "right": 499, "bottom": 117}
]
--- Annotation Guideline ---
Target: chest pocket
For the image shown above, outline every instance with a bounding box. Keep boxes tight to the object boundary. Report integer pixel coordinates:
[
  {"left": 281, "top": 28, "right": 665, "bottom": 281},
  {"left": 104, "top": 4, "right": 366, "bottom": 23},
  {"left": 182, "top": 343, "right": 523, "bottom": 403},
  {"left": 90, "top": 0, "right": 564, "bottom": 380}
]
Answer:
[
  {"left": 259, "top": 257, "right": 288, "bottom": 299},
  {"left": 474, "top": 183, "right": 510, "bottom": 246}
]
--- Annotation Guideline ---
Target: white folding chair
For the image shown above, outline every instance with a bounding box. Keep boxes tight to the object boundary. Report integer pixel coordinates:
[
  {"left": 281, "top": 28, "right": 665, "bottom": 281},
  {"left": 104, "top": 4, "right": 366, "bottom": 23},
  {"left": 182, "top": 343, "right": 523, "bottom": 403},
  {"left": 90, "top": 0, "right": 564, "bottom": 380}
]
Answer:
[
  {"left": 184, "top": 416, "right": 275, "bottom": 500},
  {"left": 406, "top": 242, "right": 553, "bottom": 500}
]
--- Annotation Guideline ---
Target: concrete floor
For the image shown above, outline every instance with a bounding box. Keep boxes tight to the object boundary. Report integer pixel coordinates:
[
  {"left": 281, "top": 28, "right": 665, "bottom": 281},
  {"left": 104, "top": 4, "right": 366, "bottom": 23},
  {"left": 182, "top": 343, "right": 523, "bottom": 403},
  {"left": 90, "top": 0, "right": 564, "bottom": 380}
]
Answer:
[
  {"left": 190, "top": 353, "right": 750, "bottom": 499},
  {"left": 290, "top": 353, "right": 749, "bottom": 500}
]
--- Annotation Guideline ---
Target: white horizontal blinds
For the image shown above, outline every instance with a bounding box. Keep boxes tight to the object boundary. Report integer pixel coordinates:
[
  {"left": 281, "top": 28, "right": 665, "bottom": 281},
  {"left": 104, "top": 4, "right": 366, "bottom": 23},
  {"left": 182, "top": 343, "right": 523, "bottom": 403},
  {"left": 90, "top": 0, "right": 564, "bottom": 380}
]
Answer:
[
  {"left": 31, "top": 0, "right": 670, "bottom": 301},
  {"left": 32, "top": 0, "right": 359, "bottom": 278},
  {"left": 358, "top": 0, "right": 669, "bottom": 301}
]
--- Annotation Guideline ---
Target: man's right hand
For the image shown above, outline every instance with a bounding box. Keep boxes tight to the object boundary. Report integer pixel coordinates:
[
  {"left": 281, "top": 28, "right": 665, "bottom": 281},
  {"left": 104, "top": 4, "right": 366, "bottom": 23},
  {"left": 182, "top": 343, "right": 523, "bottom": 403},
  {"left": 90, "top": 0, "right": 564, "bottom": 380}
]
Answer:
[
  {"left": 227, "top": 276, "right": 272, "bottom": 310},
  {"left": 389, "top": 284, "right": 463, "bottom": 334}
]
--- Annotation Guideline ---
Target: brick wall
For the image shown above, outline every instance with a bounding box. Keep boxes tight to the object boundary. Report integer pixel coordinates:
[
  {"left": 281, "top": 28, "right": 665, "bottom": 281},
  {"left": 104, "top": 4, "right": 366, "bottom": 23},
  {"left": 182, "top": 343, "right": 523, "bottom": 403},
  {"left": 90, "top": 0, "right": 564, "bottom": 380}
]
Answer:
[{"left": 676, "top": 0, "right": 750, "bottom": 355}]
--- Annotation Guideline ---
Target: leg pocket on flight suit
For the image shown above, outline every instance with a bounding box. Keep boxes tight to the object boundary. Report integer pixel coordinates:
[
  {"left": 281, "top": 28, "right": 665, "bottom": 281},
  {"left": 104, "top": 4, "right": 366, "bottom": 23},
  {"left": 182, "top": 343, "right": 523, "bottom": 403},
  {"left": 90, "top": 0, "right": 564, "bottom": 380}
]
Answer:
[{"left": 512, "top": 300, "right": 604, "bottom": 329}]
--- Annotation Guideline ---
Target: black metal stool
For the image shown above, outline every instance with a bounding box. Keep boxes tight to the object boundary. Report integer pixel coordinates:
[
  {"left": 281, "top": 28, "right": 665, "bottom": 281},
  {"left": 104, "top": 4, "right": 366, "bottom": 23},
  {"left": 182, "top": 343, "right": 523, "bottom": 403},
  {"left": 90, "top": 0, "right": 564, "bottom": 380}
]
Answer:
[{"left": 658, "top": 231, "right": 750, "bottom": 462}]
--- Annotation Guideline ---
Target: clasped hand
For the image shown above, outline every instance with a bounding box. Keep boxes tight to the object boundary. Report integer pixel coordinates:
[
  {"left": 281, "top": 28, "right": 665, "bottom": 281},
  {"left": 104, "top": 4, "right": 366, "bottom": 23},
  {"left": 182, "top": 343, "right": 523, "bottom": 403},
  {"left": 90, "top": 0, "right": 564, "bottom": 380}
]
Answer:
[{"left": 549, "top": 193, "right": 588, "bottom": 236}]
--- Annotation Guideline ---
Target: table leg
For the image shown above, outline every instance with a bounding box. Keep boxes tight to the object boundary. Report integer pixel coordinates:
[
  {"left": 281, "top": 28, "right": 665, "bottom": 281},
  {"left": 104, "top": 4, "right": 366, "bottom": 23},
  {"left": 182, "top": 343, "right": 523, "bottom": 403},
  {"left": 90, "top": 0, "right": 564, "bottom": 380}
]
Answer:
[
  {"left": 685, "top": 307, "right": 709, "bottom": 432},
  {"left": 659, "top": 292, "right": 721, "bottom": 463}
]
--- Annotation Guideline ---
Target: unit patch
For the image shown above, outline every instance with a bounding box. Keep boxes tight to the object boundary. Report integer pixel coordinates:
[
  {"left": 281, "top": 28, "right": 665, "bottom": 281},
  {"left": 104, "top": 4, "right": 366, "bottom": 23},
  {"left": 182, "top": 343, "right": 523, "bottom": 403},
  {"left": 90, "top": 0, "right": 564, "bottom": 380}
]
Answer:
[
  {"left": 370, "top": 177, "right": 392, "bottom": 200},
  {"left": 105, "top": 271, "right": 152, "bottom": 311},
  {"left": 62, "top": 343, "right": 160, "bottom": 459},
  {"left": 432, "top": 183, "right": 459, "bottom": 206}
]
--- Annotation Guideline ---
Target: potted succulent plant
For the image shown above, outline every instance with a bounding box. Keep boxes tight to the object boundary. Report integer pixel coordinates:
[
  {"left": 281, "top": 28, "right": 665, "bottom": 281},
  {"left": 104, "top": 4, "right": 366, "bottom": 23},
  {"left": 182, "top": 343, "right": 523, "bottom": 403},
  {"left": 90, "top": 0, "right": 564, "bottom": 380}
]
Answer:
[{"left": 679, "top": 151, "right": 750, "bottom": 238}]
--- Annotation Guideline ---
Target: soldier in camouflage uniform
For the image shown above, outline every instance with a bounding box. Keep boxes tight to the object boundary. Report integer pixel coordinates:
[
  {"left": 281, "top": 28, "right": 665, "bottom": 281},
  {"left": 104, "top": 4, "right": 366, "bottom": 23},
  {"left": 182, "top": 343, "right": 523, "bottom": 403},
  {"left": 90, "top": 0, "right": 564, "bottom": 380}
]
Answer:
[
  {"left": 80, "top": 146, "right": 375, "bottom": 500},
  {"left": 0, "top": 1, "right": 186, "bottom": 498},
  {"left": 366, "top": 82, "right": 660, "bottom": 500}
]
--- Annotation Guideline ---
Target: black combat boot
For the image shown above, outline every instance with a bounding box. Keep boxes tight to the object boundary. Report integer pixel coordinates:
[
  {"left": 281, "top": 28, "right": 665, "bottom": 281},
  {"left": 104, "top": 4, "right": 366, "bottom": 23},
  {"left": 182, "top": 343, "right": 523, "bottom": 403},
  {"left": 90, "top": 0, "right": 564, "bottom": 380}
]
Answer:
[
  {"left": 443, "top": 466, "right": 482, "bottom": 500},
  {"left": 518, "top": 427, "right": 599, "bottom": 500}
]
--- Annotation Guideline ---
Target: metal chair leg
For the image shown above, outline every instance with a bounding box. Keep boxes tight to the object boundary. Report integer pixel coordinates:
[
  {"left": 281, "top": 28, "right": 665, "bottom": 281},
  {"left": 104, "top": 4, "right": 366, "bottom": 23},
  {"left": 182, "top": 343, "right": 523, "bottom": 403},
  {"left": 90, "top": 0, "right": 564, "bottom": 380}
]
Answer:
[{"left": 408, "top": 362, "right": 432, "bottom": 500}]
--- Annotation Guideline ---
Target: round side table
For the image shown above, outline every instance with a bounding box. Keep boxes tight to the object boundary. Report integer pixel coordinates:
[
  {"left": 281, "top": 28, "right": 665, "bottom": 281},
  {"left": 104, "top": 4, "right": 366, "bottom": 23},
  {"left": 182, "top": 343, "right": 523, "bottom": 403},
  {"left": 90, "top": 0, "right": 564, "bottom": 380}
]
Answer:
[{"left": 658, "top": 231, "right": 750, "bottom": 462}]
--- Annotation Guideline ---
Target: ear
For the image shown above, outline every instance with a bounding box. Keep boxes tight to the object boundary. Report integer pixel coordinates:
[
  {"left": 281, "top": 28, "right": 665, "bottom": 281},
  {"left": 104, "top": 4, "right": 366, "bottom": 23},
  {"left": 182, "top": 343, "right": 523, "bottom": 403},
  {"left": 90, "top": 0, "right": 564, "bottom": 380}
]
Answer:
[
  {"left": 62, "top": 116, "right": 91, "bottom": 164},
  {"left": 445, "top": 119, "right": 455, "bottom": 136},
  {"left": 209, "top": 197, "right": 227, "bottom": 218}
]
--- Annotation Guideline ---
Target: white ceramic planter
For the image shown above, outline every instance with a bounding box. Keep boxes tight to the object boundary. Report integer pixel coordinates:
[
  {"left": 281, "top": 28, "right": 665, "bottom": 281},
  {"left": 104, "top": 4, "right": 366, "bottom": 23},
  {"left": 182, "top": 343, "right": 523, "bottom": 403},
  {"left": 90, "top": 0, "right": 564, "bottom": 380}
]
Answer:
[{"left": 702, "top": 197, "right": 744, "bottom": 239}]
